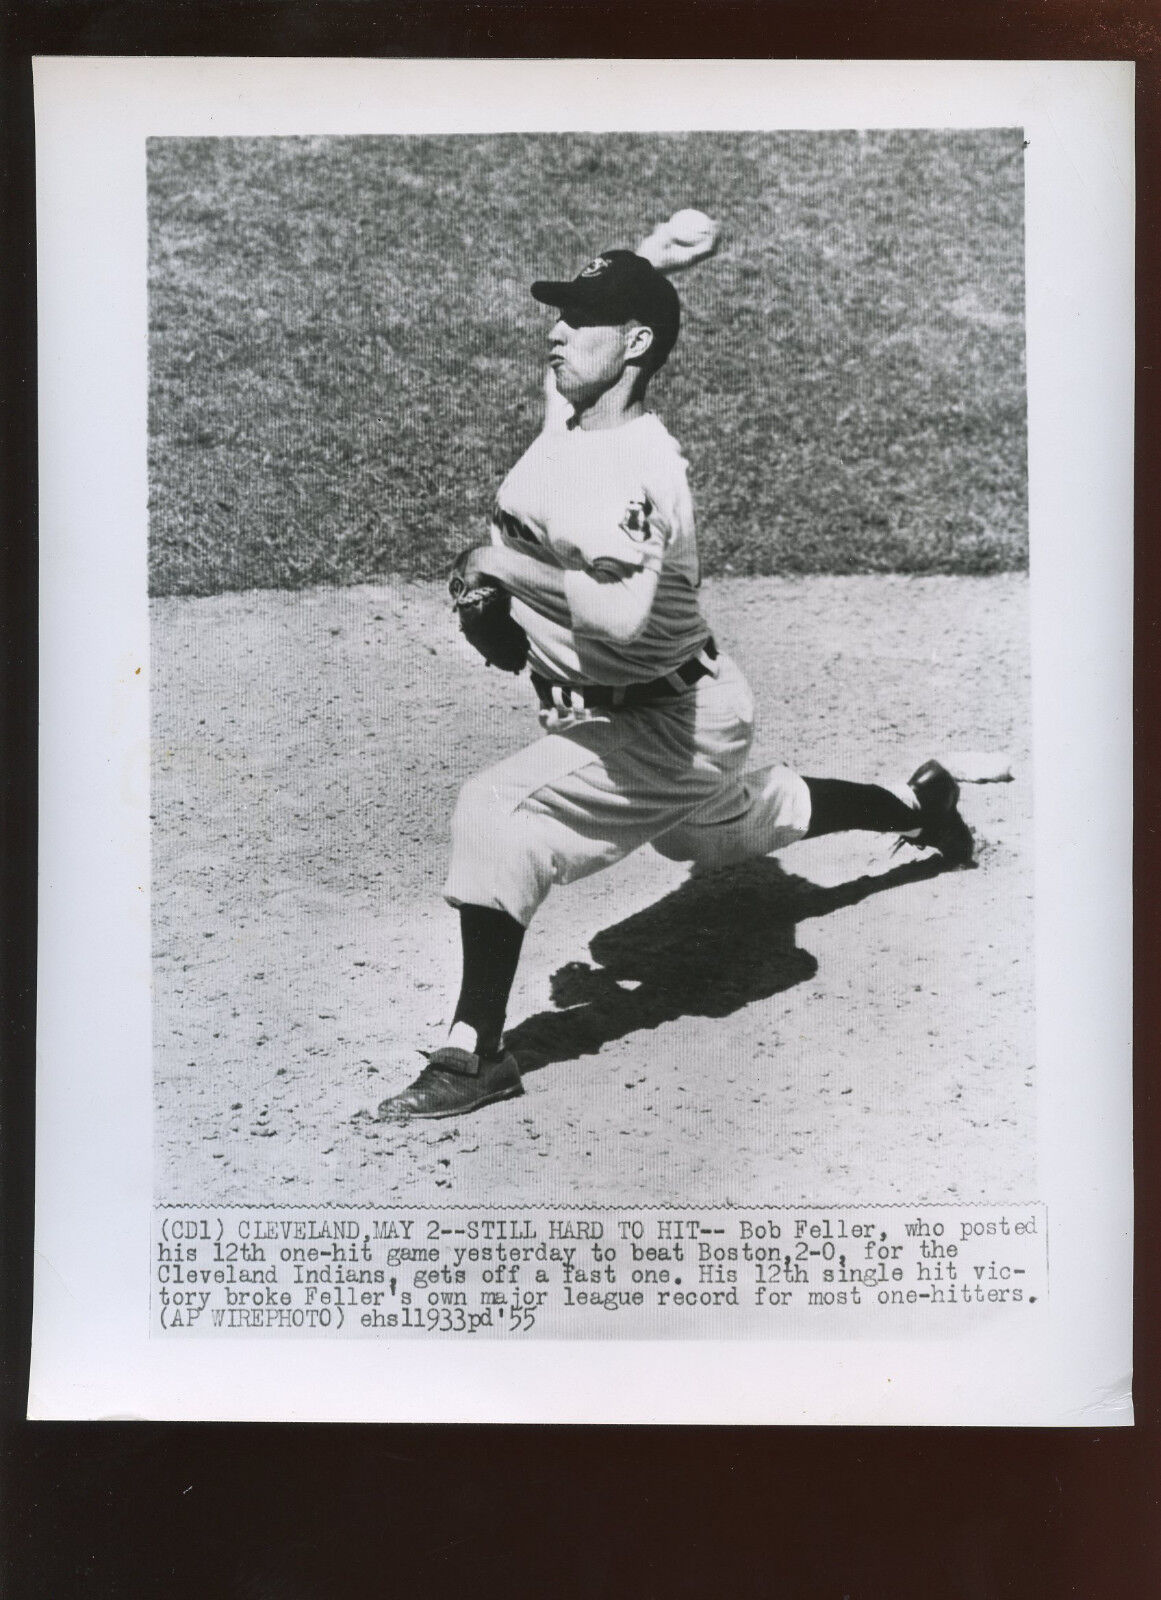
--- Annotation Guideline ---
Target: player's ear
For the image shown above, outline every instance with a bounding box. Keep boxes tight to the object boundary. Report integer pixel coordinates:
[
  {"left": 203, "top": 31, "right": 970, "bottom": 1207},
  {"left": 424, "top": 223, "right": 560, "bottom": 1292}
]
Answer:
[{"left": 624, "top": 322, "right": 655, "bottom": 364}]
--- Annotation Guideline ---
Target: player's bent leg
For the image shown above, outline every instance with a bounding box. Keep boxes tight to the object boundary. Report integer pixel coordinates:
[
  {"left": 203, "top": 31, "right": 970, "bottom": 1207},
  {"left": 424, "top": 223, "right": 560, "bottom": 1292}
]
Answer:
[
  {"left": 443, "top": 686, "right": 753, "bottom": 923},
  {"left": 443, "top": 764, "right": 561, "bottom": 928},
  {"left": 393, "top": 682, "right": 756, "bottom": 1120},
  {"left": 441, "top": 735, "right": 646, "bottom": 927}
]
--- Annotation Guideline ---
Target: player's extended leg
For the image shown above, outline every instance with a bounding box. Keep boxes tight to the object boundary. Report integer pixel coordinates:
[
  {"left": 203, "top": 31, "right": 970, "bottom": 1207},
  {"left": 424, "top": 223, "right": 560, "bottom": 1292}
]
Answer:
[
  {"left": 801, "top": 776, "right": 918, "bottom": 837},
  {"left": 802, "top": 761, "right": 974, "bottom": 864},
  {"left": 652, "top": 760, "right": 973, "bottom": 869}
]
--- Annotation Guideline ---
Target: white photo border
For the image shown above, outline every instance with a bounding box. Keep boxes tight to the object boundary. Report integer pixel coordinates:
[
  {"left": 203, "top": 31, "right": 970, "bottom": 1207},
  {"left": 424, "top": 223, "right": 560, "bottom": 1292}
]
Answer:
[{"left": 32, "top": 58, "right": 1133, "bottom": 1423}]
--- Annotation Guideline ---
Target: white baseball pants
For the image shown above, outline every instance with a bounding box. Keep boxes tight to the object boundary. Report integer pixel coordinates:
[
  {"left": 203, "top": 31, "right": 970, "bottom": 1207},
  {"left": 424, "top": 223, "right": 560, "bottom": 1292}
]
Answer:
[{"left": 443, "top": 652, "right": 812, "bottom": 927}]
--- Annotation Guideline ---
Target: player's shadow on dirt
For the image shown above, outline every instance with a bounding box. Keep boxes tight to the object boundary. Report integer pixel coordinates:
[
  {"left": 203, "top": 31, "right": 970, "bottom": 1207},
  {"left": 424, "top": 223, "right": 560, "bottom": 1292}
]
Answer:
[{"left": 507, "top": 853, "right": 948, "bottom": 1074}]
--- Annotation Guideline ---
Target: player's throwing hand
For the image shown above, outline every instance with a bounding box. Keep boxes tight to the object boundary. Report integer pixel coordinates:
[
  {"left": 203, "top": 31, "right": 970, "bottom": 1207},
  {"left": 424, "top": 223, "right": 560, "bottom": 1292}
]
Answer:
[{"left": 637, "top": 208, "right": 720, "bottom": 274}]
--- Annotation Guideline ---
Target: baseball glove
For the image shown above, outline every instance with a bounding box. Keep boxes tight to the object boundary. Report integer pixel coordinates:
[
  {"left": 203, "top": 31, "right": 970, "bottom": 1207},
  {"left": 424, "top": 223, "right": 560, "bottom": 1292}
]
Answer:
[{"left": 449, "top": 555, "right": 529, "bottom": 675}]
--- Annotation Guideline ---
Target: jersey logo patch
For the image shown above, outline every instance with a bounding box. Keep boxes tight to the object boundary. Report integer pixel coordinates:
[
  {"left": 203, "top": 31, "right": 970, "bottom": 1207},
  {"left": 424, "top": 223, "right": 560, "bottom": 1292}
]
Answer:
[
  {"left": 619, "top": 495, "right": 655, "bottom": 543},
  {"left": 580, "top": 255, "right": 612, "bottom": 278}
]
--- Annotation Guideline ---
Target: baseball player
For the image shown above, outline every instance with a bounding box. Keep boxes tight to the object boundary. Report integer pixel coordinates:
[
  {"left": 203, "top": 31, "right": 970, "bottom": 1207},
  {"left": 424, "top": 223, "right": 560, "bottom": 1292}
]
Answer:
[{"left": 377, "top": 225, "right": 973, "bottom": 1121}]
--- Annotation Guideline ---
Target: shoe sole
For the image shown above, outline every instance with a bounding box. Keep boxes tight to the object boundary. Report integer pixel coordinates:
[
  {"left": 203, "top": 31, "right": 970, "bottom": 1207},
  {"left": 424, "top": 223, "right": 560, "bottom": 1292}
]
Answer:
[{"left": 378, "top": 1079, "right": 524, "bottom": 1123}]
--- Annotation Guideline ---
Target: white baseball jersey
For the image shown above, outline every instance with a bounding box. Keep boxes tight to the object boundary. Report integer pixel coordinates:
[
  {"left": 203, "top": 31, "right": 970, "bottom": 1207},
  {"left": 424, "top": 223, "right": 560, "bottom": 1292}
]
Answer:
[{"left": 489, "top": 412, "right": 711, "bottom": 686}]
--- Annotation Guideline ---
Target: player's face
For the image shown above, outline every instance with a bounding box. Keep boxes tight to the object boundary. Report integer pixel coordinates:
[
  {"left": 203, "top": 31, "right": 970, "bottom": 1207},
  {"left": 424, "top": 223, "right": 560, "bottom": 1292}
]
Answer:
[{"left": 547, "top": 312, "right": 638, "bottom": 406}]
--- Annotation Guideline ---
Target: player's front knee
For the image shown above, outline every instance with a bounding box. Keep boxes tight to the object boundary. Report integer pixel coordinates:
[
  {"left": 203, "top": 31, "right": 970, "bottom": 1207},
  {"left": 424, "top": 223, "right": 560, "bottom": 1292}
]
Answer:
[
  {"left": 444, "top": 839, "right": 555, "bottom": 929},
  {"left": 448, "top": 788, "right": 554, "bottom": 918}
]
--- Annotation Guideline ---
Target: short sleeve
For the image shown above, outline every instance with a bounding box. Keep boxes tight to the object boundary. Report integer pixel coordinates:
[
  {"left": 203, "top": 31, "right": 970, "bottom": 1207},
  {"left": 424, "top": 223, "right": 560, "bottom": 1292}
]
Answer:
[{"left": 582, "top": 491, "right": 671, "bottom": 576}]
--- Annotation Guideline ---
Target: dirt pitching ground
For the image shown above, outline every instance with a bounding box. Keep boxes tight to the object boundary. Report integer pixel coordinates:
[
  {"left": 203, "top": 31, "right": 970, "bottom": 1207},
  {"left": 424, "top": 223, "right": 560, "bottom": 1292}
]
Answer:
[{"left": 153, "top": 574, "right": 1032, "bottom": 1208}]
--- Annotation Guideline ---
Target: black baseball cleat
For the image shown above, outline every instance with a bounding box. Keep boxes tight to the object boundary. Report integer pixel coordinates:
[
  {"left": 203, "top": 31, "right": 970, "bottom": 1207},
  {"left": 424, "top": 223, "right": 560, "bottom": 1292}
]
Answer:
[
  {"left": 376, "top": 1046, "right": 523, "bottom": 1121},
  {"left": 903, "top": 759, "right": 975, "bottom": 867}
]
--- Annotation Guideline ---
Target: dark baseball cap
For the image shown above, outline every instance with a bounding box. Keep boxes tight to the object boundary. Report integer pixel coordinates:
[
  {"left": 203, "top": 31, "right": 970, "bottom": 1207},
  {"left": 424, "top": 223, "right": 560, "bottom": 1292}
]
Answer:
[{"left": 531, "top": 248, "right": 681, "bottom": 368}]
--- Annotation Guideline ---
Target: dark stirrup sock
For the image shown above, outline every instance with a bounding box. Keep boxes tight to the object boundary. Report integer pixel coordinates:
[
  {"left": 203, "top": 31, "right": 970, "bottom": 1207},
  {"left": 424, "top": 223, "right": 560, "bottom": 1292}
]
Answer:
[
  {"left": 451, "top": 904, "right": 526, "bottom": 1058},
  {"left": 803, "top": 776, "right": 918, "bottom": 838}
]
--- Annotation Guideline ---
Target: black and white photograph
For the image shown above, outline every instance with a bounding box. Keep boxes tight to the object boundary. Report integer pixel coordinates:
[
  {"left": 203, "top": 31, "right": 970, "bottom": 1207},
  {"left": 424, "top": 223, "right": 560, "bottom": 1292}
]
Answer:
[
  {"left": 32, "top": 58, "right": 1132, "bottom": 1418},
  {"left": 151, "top": 130, "right": 1031, "bottom": 1210}
]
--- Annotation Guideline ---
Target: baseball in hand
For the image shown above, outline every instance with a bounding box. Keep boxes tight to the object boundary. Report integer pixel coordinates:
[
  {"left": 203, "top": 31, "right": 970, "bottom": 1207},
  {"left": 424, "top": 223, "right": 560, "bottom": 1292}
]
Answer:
[
  {"left": 638, "top": 209, "right": 721, "bottom": 273},
  {"left": 667, "top": 208, "right": 717, "bottom": 248}
]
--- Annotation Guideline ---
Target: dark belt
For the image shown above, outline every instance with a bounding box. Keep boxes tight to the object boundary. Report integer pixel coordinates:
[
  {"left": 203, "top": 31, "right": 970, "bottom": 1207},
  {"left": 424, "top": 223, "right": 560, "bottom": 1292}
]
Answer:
[{"left": 532, "top": 638, "right": 718, "bottom": 713}]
